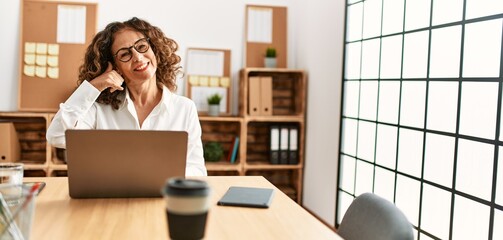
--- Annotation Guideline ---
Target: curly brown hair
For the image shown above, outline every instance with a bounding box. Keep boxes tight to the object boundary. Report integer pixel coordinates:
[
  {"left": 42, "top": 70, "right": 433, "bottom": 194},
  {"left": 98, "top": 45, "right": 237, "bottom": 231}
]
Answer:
[{"left": 78, "top": 17, "right": 182, "bottom": 109}]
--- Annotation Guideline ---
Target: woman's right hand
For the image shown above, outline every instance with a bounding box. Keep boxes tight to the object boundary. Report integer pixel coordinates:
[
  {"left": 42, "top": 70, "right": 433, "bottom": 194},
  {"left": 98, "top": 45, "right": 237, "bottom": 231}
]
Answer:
[{"left": 90, "top": 62, "right": 125, "bottom": 93}]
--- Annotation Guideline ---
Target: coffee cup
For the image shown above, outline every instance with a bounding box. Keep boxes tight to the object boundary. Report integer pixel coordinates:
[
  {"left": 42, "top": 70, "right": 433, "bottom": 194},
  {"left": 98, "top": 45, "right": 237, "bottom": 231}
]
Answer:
[{"left": 162, "top": 177, "right": 210, "bottom": 240}]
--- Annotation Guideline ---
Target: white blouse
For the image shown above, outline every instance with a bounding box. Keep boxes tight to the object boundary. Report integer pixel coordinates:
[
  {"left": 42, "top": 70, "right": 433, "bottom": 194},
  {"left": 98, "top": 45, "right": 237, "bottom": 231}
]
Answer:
[{"left": 46, "top": 80, "right": 207, "bottom": 176}]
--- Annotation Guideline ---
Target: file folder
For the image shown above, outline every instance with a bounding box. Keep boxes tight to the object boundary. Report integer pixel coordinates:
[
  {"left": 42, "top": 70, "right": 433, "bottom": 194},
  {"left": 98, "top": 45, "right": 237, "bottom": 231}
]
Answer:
[
  {"left": 269, "top": 126, "right": 280, "bottom": 164},
  {"left": 249, "top": 76, "right": 261, "bottom": 116},
  {"left": 279, "top": 126, "right": 289, "bottom": 164},
  {"left": 0, "top": 123, "right": 20, "bottom": 163},
  {"left": 288, "top": 126, "right": 298, "bottom": 164},
  {"left": 260, "top": 76, "right": 273, "bottom": 116}
]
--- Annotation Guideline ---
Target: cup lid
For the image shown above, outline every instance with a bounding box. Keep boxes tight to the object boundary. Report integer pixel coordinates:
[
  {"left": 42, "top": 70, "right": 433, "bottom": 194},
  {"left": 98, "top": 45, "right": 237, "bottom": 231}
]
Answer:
[{"left": 162, "top": 177, "right": 210, "bottom": 197}]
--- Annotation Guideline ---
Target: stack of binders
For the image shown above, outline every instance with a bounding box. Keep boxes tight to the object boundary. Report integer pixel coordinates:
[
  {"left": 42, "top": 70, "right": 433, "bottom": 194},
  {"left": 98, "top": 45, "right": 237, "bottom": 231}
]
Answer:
[{"left": 269, "top": 125, "right": 298, "bottom": 165}]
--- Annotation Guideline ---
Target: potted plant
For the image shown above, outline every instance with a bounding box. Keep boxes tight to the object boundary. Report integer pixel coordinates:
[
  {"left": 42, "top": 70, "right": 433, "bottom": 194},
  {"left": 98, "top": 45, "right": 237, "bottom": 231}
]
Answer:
[
  {"left": 207, "top": 93, "right": 222, "bottom": 116},
  {"left": 264, "top": 47, "right": 277, "bottom": 68},
  {"left": 203, "top": 141, "right": 224, "bottom": 162}
]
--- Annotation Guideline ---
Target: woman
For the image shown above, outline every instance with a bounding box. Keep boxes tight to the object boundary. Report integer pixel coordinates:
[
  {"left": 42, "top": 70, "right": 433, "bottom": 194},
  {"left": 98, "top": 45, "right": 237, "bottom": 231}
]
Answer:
[{"left": 47, "top": 17, "right": 207, "bottom": 176}]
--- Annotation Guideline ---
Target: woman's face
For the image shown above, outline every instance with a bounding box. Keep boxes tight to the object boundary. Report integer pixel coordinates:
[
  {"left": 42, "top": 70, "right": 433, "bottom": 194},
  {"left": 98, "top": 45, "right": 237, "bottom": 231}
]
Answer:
[{"left": 111, "top": 29, "right": 157, "bottom": 86}]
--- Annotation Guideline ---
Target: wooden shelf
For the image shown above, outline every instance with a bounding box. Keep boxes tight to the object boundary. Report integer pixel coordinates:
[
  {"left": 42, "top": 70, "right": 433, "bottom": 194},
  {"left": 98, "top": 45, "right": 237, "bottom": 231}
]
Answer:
[
  {"left": 200, "top": 68, "right": 307, "bottom": 203},
  {"left": 181, "top": 68, "right": 308, "bottom": 202},
  {"left": 22, "top": 163, "right": 48, "bottom": 170},
  {"left": 49, "top": 164, "right": 67, "bottom": 171},
  {"left": 205, "top": 162, "right": 241, "bottom": 172},
  {"left": 239, "top": 68, "right": 306, "bottom": 203},
  {"left": 199, "top": 116, "right": 242, "bottom": 122},
  {"left": 245, "top": 115, "right": 304, "bottom": 122},
  {"left": 244, "top": 163, "right": 303, "bottom": 170},
  {"left": 240, "top": 67, "right": 305, "bottom": 74},
  {"left": 0, "top": 112, "right": 53, "bottom": 176},
  {"left": 239, "top": 68, "right": 306, "bottom": 117}
]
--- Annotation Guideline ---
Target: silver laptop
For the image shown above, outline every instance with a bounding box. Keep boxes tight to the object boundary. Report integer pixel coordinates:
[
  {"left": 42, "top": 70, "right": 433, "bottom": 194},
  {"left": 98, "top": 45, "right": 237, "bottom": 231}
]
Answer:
[{"left": 65, "top": 129, "right": 187, "bottom": 198}]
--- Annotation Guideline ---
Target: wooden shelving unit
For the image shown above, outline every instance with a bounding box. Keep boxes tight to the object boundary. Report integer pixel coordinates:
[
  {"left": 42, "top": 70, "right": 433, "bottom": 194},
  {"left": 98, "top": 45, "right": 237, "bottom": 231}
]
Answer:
[
  {"left": 0, "top": 112, "right": 51, "bottom": 176},
  {"left": 0, "top": 68, "right": 307, "bottom": 203},
  {"left": 241, "top": 68, "right": 306, "bottom": 203},
  {"left": 201, "top": 68, "right": 307, "bottom": 203}
]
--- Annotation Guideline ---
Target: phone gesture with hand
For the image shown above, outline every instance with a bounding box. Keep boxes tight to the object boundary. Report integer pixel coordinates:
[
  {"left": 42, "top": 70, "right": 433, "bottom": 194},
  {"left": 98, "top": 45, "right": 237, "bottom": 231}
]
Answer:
[{"left": 90, "top": 62, "right": 124, "bottom": 93}]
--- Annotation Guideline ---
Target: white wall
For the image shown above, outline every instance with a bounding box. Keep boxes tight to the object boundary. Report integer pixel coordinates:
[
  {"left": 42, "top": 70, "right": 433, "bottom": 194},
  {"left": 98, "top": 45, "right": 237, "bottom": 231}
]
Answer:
[
  {"left": 0, "top": 0, "right": 21, "bottom": 111},
  {"left": 0, "top": 0, "right": 345, "bottom": 226},
  {"left": 293, "top": 0, "right": 345, "bottom": 226}
]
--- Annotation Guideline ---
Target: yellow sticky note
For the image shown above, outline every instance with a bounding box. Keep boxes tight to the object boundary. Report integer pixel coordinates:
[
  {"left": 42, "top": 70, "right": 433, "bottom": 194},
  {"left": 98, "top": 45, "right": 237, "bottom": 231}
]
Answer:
[
  {"left": 24, "top": 54, "right": 35, "bottom": 65},
  {"left": 48, "top": 44, "right": 59, "bottom": 55},
  {"left": 48, "top": 67, "right": 59, "bottom": 79},
  {"left": 36, "top": 43, "right": 47, "bottom": 54},
  {"left": 36, "top": 55, "right": 47, "bottom": 66},
  {"left": 25, "top": 42, "right": 36, "bottom": 54},
  {"left": 23, "top": 65, "right": 35, "bottom": 77},
  {"left": 199, "top": 76, "right": 209, "bottom": 86},
  {"left": 47, "top": 56, "right": 58, "bottom": 67},
  {"left": 188, "top": 75, "right": 199, "bottom": 86},
  {"left": 209, "top": 77, "right": 219, "bottom": 87},
  {"left": 220, "top": 77, "right": 230, "bottom": 87},
  {"left": 35, "top": 66, "right": 47, "bottom": 78}
]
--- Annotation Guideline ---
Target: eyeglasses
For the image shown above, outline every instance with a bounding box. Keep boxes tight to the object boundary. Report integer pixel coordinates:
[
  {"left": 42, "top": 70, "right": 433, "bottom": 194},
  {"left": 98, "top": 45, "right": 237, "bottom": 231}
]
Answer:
[{"left": 113, "top": 37, "right": 150, "bottom": 62}]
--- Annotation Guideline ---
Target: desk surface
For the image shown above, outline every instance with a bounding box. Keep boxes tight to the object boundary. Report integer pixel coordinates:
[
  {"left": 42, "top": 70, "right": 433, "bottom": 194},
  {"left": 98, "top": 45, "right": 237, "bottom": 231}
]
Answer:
[{"left": 26, "top": 176, "right": 341, "bottom": 240}]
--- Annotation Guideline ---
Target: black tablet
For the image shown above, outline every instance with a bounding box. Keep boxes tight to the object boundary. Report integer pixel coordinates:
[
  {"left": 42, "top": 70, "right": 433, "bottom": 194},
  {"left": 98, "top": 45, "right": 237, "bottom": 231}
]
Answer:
[{"left": 217, "top": 186, "right": 275, "bottom": 208}]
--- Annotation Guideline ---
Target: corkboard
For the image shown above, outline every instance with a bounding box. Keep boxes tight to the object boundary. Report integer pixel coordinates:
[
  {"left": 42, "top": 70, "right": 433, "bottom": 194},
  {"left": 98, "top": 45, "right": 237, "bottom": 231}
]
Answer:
[
  {"left": 245, "top": 5, "right": 287, "bottom": 68},
  {"left": 185, "top": 48, "right": 232, "bottom": 115},
  {"left": 18, "top": 0, "right": 97, "bottom": 112}
]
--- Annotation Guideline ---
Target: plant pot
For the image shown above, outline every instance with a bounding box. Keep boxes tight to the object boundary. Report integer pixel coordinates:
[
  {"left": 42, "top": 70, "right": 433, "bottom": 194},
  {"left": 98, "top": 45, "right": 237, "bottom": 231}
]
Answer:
[
  {"left": 264, "top": 57, "right": 277, "bottom": 68},
  {"left": 208, "top": 104, "right": 220, "bottom": 116}
]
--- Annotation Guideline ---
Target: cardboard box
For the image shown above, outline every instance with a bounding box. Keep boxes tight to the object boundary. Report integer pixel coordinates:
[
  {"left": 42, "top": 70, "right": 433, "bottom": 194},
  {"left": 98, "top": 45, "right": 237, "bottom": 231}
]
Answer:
[{"left": 0, "top": 123, "right": 21, "bottom": 162}]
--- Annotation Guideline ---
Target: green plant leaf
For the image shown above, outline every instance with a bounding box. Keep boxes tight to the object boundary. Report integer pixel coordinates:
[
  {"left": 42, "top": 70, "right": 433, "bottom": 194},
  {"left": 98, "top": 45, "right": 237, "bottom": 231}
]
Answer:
[
  {"left": 203, "top": 142, "right": 224, "bottom": 162},
  {"left": 207, "top": 93, "right": 222, "bottom": 104},
  {"left": 266, "top": 47, "right": 276, "bottom": 58}
]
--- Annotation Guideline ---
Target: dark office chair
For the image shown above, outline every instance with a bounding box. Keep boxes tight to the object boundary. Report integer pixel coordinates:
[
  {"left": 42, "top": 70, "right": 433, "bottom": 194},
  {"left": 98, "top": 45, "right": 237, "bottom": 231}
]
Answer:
[{"left": 337, "top": 192, "right": 414, "bottom": 240}]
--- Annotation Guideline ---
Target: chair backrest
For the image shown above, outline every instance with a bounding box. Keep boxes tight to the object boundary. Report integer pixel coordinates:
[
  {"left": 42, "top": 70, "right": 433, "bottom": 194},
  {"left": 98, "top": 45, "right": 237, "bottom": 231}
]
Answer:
[{"left": 338, "top": 193, "right": 414, "bottom": 240}]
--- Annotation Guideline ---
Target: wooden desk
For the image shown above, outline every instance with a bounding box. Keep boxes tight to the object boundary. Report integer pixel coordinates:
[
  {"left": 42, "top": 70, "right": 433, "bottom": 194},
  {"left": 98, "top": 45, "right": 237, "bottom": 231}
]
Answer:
[{"left": 26, "top": 176, "right": 341, "bottom": 240}]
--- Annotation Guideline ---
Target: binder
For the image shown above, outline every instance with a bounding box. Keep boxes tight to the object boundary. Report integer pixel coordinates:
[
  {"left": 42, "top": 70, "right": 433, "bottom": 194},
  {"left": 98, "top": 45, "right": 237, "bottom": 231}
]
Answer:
[
  {"left": 226, "top": 136, "right": 238, "bottom": 162},
  {"left": 279, "top": 126, "right": 289, "bottom": 164},
  {"left": 249, "top": 76, "right": 261, "bottom": 116},
  {"left": 269, "top": 126, "right": 280, "bottom": 164},
  {"left": 230, "top": 137, "right": 240, "bottom": 164},
  {"left": 0, "top": 123, "right": 20, "bottom": 163},
  {"left": 260, "top": 76, "right": 273, "bottom": 116},
  {"left": 288, "top": 126, "right": 299, "bottom": 165}
]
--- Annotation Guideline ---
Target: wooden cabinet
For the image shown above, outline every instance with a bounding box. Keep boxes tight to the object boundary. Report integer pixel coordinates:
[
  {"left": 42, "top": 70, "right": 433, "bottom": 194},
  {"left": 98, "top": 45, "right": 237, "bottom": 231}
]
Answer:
[{"left": 0, "top": 68, "right": 307, "bottom": 203}]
